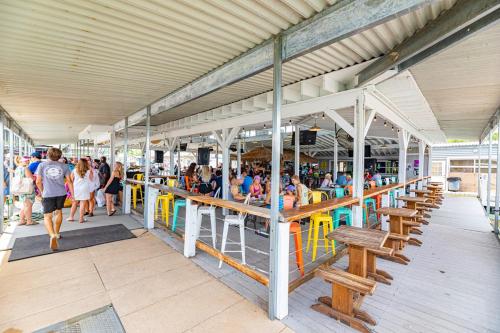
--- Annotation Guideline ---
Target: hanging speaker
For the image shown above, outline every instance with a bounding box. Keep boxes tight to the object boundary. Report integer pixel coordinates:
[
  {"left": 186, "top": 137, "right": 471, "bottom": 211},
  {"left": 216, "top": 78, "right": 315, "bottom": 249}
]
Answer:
[
  {"left": 197, "top": 147, "right": 210, "bottom": 165},
  {"left": 154, "top": 150, "right": 164, "bottom": 163}
]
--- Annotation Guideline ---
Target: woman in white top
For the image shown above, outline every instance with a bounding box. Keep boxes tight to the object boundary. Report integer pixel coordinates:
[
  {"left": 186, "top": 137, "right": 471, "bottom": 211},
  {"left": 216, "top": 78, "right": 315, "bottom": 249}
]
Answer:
[
  {"left": 67, "top": 159, "right": 91, "bottom": 223},
  {"left": 86, "top": 157, "right": 100, "bottom": 217},
  {"left": 320, "top": 173, "right": 333, "bottom": 188}
]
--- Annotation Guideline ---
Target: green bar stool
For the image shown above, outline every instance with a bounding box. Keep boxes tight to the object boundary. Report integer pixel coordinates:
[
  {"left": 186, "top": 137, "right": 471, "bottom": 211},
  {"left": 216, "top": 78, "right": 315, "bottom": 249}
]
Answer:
[{"left": 332, "top": 187, "right": 352, "bottom": 229}]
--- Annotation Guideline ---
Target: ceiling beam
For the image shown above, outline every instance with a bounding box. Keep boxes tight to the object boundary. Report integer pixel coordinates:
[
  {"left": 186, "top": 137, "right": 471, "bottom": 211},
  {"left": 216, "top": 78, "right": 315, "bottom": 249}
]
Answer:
[
  {"left": 115, "top": 0, "right": 431, "bottom": 130},
  {"left": 356, "top": 0, "right": 500, "bottom": 86}
]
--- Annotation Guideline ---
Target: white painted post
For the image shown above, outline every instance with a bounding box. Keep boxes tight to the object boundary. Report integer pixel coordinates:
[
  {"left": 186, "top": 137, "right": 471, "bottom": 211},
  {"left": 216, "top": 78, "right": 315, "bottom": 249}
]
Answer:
[
  {"left": 237, "top": 139, "right": 242, "bottom": 177},
  {"left": 294, "top": 125, "right": 300, "bottom": 176},
  {"left": 487, "top": 131, "right": 492, "bottom": 216},
  {"left": 418, "top": 140, "right": 425, "bottom": 189},
  {"left": 144, "top": 106, "right": 151, "bottom": 229},
  {"left": 221, "top": 129, "right": 229, "bottom": 215},
  {"left": 333, "top": 138, "right": 338, "bottom": 183},
  {"left": 110, "top": 131, "right": 115, "bottom": 167},
  {"left": 381, "top": 194, "right": 390, "bottom": 230},
  {"left": 145, "top": 187, "right": 158, "bottom": 229},
  {"left": 183, "top": 198, "right": 198, "bottom": 257},
  {"left": 124, "top": 184, "right": 131, "bottom": 214},
  {"left": 122, "top": 117, "right": 129, "bottom": 215},
  {"left": 495, "top": 121, "right": 500, "bottom": 235},
  {"left": 352, "top": 92, "right": 366, "bottom": 228},
  {"left": 427, "top": 146, "right": 433, "bottom": 179},
  {"left": 398, "top": 129, "right": 409, "bottom": 185},
  {"left": 477, "top": 141, "right": 481, "bottom": 199},
  {"left": 177, "top": 140, "right": 181, "bottom": 181},
  {"left": 275, "top": 221, "right": 290, "bottom": 318}
]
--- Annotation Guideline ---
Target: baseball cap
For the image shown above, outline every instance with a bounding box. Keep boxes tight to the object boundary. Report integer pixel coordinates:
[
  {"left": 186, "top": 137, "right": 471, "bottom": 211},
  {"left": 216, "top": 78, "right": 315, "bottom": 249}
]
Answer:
[{"left": 31, "top": 151, "right": 42, "bottom": 159}]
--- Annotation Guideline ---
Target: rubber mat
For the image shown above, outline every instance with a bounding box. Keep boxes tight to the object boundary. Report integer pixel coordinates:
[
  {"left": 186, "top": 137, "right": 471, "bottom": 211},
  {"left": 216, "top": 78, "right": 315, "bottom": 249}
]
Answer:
[
  {"left": 33, "top": 305, "right": 125, "bottom": 333},
  {"left": 9, "top": 224, "right": 136, "bottom": 261}
]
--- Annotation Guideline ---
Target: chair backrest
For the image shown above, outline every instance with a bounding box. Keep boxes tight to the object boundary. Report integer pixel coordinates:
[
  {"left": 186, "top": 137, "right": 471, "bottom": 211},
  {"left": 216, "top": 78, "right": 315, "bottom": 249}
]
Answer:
[
  {"left": 167, "top": 178, "right": 177, "bottom": 187},
  {"left": 376, "top": 179, "right": 383, "bottom": 187},
  {"left": 311, "top": 191, "right": 323, "bottom": 204},
  {"left": 238, "top": 193, "right": 251, "bottom": 221},
  {"left": 335, "top": 187, "right": 345, "bottom": 198},
  {"left": 391, "top": 176, "right": 397, "bottom": 183},
  {"left": 369, "top": 180, "right": 376, "bottom": 188},
  {"left": 345, "top": 185, "right": 353, "bottom": 196},
  {"left": 152, "top": 178, "right": 162, "bottom": 184},
  {"left": 134, "top": 173, "right": 144, "bottom": 181},
  {"left": 384, "top": 178, "right": 390, "bottom": 185},
  {"left": 185, "top": 176, "right": 191, "bottom": 191},
  {"left": 213, "top": 187, "right": 221, "bottom": 199}
]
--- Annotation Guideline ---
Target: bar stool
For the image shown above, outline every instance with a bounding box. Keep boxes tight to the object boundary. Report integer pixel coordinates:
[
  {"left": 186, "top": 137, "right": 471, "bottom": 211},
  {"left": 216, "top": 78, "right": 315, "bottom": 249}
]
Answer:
[
  {"left": 364, "top": 181, "right": 378, "bottom": 224},
  {"left": 131, "top": 173, "right": 144, "bottom": 209},
  {"left": 195, "top": 188, "right": 220, "bottom": 248},
  {"left": 219, "top": 194, "right": 251, "bottom": 268},
  {"left": 332, "top": 187, "right": 352, "bottom": 228},
  {"left": 284, "top": 198, "right": 304, "bottom": 276},
  {"left": 155, "top": 179, "right": 176, "bottom": 227},
  {"left": 307, "top": 191, "right": 334, "bottom": 262},
  {"left": 172, "top": 185, "right": 195, "bottom": 232}
]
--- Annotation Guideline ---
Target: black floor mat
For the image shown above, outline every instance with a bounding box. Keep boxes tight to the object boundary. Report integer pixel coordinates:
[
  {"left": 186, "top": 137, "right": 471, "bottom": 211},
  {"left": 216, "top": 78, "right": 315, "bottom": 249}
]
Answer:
[{"left": 8, "top": 224, "right": 136, "bottom": 261}]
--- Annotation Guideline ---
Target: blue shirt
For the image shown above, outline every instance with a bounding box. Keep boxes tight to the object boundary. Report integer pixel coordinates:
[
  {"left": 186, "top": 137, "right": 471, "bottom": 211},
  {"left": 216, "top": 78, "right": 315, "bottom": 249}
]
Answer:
[
  {"left": 28, "top": 161, "right": 41, "bottom": 174},
  {"left": 242, "top": 176, "right": 253, "bottom": 194},
  {"left": 336, "top": 175, "right": 347, "bottom": 186}
]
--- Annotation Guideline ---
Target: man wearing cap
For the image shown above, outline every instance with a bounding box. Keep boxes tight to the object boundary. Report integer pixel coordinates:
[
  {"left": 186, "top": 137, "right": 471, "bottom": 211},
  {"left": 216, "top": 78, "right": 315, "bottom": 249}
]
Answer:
[{"left": 29, "top": 151, "right": 42, "bottom": 174}]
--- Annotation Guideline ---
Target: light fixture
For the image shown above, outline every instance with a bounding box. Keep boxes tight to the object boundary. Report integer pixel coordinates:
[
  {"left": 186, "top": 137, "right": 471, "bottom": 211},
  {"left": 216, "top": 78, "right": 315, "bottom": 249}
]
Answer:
[
  {"left": 373, "top": 115, "right": 377, "bottom": 122},
  {"left": 397, "top": 129, "right": 400, "bottom": 133},
  {"left": 384, "top": 121, "right": 387, "bottom": 127},
  {"left": 289, "top": 119, "right": 292, "bottom": 125},
  {"left": 309, "top": 117, "right": 321, "bottom": 131},
  {"left": 263, "top": 124, "right": 267, "bottom": 129},
  {"left": 322, "top": 113, "right": 325, "bottom": 120},
  {"left": 391, "top": 126, "right": 394, "bottom": 131}
]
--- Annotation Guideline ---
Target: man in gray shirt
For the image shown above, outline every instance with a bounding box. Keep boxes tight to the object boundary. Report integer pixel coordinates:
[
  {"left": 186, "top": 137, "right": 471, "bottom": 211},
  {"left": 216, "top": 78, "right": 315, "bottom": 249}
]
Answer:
[{"left": 36, "top": 148, "right": 73, "bottom": 250}]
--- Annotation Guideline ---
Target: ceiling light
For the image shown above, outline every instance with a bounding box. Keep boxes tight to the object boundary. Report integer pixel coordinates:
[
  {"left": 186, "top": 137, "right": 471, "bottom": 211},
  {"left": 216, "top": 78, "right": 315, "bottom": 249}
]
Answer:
[
  {"left": 373, "top": 115, "right": 377, "bottom": 122},
  {"left": 391, "top": 126, "right": 394, "bottom": 131},
  {"left": 322, "top": 113, "right": 325, "bottom": 120},
  {"left": 309, "top": 118, "right": 321, "bottom": 131},
  {"left": 384, "top": 121, "right": 387, "bottom": 127},
  {"left": 263, "top": 124, "right": 267, "bottom": 129}
]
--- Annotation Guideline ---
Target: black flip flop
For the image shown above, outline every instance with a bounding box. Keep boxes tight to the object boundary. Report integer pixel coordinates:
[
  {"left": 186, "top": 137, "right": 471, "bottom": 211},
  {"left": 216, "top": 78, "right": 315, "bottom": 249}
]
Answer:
[{"left": 109, "top": 210, "right": 117, "bottom": 216}]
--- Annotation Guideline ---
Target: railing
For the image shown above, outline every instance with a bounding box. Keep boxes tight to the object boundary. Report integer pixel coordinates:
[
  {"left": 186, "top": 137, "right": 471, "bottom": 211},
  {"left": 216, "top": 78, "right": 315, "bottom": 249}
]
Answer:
[{"left": 124, "top": 176, "right": 430, "bottom": 296}]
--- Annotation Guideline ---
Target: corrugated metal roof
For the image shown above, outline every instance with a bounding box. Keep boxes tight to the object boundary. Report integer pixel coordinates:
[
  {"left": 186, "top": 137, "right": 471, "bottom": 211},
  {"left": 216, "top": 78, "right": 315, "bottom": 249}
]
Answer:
[{"left": 0, "top": 0, "right": 455, "bottom": 143}]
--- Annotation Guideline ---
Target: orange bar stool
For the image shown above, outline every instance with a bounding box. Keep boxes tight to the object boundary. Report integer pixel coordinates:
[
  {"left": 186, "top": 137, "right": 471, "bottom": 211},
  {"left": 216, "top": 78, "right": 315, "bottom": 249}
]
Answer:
[{"left": 283, "top": 197, "right": 304, "bottom": 276}]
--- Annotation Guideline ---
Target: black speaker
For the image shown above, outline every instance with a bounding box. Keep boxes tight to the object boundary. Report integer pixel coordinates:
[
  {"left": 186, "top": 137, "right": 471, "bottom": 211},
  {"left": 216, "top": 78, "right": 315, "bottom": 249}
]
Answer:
[
  {"left": 154, "top": 150, "right": 164, "bottom": 163},
  {"left": 291, "top": 130, "right": 317, "bottom": 145},
  {"left": 364, "top": 145, "right": 371, "bottom": 158},
  {"left": 197, "top": 147, "right": 210, "bottom": 165}
]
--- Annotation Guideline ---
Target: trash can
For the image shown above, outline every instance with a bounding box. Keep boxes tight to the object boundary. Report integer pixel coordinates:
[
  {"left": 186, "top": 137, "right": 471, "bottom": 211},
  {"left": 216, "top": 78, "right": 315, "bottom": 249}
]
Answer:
[{"left": 447, "top": 177, "right": 461, "bottom": 192}]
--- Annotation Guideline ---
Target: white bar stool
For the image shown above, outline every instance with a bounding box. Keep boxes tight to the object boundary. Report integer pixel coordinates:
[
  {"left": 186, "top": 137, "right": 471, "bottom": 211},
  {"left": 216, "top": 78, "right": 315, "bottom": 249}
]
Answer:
[
  {"left": 219, "top": 194, "right": 251, "bottom": 268},
  {"left": 196, "top": 188, "right": 220, "bottom": 248}
]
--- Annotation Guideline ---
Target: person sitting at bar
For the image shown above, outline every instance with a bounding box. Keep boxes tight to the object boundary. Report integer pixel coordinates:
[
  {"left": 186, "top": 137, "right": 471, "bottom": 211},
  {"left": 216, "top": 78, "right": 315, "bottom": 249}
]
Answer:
[
  {"left": 321, "top": 173, "right": 333, "bottom": 188},
  {"left": 229, "top": 174, "right": 246, "bottom": 201},
  {"left": 336, "top": 172, "right": 347, "bottom": 186},
  {"left": 291, "top": 175, "right": 309, "bottom": 207},
  {"left": 372, "top": 170, "right": 382, "bottom": 182},
  {"left": 198, "top": 166, "right": 213, "bottom": 196},
  {"left": 346, "top": 174, "right": 353, "bottom": 185},
  {"left": 240, "top": 169, "right": 253, "bottom": 194},
  {"left": 249, "top": 175, "right": 263, "bottom": 198}
]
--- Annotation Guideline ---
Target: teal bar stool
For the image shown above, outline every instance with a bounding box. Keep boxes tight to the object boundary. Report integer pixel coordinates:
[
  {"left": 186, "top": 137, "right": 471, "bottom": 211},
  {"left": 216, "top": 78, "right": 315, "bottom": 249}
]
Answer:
[
  {"left": 363, "top": 197, "right": 376, "bottom": 225},
  {"left": 391, "top": 176, "right": 397, "bottom": 183},
  {"left": 332, "top": 187, "right": 353, "bottom": 229},
  {"left": 171, "top": 199, "right": 186, "bottom": 232},
  {"left": 375, "top": 179, "right": 383, "bottom": 187}
]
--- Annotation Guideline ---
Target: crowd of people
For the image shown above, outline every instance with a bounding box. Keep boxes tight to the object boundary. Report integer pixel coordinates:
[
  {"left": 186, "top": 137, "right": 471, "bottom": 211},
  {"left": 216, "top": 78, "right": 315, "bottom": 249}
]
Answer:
[{"left": 4, "top": 147, "right": 124, "bottom": 250}]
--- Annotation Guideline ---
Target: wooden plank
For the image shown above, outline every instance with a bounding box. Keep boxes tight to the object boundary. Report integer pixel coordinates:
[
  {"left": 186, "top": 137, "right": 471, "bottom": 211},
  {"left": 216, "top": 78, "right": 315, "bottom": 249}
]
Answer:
[
  {"left": 188, "top": 195, "right": 272, "bottom": 219},
  {"left": 377, "top": 207, "right": 418, "bottom": 218},
  {"left": 326, "top": 225, "right": 389, "bottom": 250},
  {"left": 282, "top": 196, "right": 358, "bottom": 222},
  {"left": 363, "top": 183, "right": 404, "bottom": 199},
  {"left": 397, "top": 196, "right": 429, "bottom": 203}
]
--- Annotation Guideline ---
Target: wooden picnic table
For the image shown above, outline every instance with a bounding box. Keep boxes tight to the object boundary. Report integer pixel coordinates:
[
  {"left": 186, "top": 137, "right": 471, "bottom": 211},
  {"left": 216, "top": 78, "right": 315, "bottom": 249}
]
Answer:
[
  {"left": 409, "top": 189, "right": 432, "bottom": 197},
  {"left": 377, "top": 207, "right": 418, "bottom": 264},
  {"left": 327, "top": 225, "right": 394, "bottom": 285},
  {"left": 396, "top": 196, "right": 428, "bottom": 209}
]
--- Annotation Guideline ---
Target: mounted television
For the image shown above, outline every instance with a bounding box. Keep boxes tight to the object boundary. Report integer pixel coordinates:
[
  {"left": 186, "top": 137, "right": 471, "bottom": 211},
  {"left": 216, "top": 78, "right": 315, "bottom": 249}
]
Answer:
[
  {"left": 180, "top": 143, "right": 187, "bottom": 151},
  {"left": 347, "top": 146, "right": 371, "bottom": 158},
  {"left": 291, "top": 130, "right": 317, "bottom": 145},
  {"left": 197, "top": 147, "right": 210, "bottom": 165},
  {"left": 154, "top": 150, "right": 164, "bottom": 164}
]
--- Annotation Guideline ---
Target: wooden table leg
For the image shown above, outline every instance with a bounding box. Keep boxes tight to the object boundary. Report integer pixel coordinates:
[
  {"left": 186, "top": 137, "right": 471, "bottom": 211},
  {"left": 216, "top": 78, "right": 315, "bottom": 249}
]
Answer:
[
  {"left": 348, "top": 245, "right": 367, "bottom": 278},
  {"left": 367, "top": 252, "right": 392, "bottom": 285}
]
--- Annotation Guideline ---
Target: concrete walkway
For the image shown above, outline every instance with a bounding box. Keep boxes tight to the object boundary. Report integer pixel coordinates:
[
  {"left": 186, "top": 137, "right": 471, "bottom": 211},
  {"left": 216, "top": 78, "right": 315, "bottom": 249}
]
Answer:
[{"left": 0, "top": 211, "right": 291, "bottom": 333}]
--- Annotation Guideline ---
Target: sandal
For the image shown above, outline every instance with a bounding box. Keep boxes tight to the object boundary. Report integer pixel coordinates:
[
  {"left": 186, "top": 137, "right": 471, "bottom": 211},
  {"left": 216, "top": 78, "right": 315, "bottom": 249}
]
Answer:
[
  {"left": 78, "top": 218, "right": 88, "bottom": 223},
  {"left": 108, "top": 210, "right": 116, "bottom": 216},
  {"left": 66, "top": 218, "right": 75, "bottom": 222}
]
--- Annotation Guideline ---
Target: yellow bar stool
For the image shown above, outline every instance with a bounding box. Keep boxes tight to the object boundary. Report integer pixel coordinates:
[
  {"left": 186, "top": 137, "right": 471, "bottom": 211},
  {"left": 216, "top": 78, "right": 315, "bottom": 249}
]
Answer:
[
  {"left": 306, "top": 191, "right": 335, "bottom": 261},
  {"left": 155, "top": 179, "right": 176, "bottom": 226},
  {"left": 131, "top": 173, "right": 144, "bottom": 209}
]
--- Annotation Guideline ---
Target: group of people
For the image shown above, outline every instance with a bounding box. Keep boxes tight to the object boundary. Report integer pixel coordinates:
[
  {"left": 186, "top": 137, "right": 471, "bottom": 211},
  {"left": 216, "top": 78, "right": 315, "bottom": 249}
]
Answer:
[{"left": 6, "top": 147, "right": 124, "bottom": 250}]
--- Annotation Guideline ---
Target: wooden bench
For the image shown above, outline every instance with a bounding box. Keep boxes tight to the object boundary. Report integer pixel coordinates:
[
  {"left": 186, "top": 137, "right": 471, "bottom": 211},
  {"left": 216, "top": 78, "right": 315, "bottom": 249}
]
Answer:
[{"left": 312, "top": 267, "right": 377, "bottom": 333}]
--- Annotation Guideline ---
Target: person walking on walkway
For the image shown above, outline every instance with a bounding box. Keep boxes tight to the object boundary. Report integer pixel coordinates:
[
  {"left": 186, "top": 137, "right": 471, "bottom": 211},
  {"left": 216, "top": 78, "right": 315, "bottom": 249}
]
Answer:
[
  {"left": 103, "top": 161, "right": 123, "bottom": 216},
  {"left": 98, "top": 156, "right": 111, "bottom": 188},
  {"left": 13, "top": 156, "right": 36, "bottom": 225},
  {"left": 67, "top": 159, "right": 91, "bottom": 223},
  {"left": 35, "top": 148, "right": 73, "bottom": 250}
]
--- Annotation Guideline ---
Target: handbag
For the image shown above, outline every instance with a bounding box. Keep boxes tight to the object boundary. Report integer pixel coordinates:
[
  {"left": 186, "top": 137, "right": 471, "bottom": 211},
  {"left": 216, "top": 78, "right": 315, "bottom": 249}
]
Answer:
[{"left": 11, "top": 175, "right": 34, "bottom": 195}]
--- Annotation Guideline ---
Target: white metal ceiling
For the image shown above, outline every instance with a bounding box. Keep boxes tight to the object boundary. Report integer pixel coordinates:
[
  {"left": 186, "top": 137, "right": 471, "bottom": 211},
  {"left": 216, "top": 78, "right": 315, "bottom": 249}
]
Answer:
[{"left": 0, "top": 0, "right": 455, "bottom": 143}]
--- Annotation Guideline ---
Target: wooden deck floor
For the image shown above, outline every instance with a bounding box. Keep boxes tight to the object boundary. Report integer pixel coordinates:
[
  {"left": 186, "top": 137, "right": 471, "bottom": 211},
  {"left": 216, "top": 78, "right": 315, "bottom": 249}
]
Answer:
[{"left": 284, "top": 196, "right": 500, "bottom": 333}]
